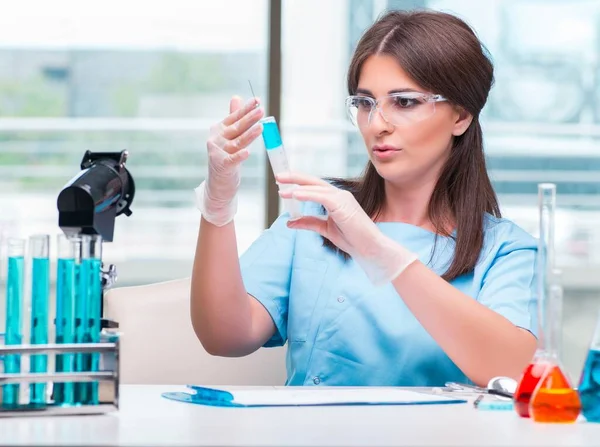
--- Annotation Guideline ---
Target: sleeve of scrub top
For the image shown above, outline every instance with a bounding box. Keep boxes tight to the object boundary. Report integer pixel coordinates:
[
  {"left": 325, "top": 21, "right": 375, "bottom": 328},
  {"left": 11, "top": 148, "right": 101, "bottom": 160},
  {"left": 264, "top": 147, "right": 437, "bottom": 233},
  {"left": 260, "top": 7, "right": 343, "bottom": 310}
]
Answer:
[
  {"left": 239, "top": 213, "right": 297, "bottom": 347},
  {"left": 477, "top": 227, "right": 538, "bottom": 336}
]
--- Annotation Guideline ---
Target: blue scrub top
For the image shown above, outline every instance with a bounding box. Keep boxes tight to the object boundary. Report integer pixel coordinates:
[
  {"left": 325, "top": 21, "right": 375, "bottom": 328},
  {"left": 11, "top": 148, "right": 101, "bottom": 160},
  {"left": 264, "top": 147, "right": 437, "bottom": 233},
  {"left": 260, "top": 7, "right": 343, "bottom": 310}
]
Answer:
[{"left": 240, "top": 202, "right": 538, "bottom": 387}]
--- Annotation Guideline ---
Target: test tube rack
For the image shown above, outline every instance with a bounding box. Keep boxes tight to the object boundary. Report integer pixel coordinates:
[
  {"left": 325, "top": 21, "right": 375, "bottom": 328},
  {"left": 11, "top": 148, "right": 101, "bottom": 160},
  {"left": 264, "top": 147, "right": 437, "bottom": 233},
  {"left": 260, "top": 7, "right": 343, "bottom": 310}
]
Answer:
[{"left": 0, "top": 338, "right": 119, "bottom": 417}]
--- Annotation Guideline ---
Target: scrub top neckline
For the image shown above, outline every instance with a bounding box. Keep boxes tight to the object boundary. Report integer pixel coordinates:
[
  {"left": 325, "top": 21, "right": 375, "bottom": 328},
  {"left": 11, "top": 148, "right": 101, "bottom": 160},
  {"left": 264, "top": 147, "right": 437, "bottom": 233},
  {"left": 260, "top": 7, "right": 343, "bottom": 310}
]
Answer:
[{"left": 375, "top": 221, "right": 456, "bottom": 238}]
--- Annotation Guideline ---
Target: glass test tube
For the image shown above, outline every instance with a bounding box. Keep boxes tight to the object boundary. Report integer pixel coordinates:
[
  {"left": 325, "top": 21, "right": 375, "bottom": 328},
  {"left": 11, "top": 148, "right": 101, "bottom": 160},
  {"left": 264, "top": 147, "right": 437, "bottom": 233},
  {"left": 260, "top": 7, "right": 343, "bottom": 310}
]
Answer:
[
  {"left": 3, "top": 238, "right": 25, "bottom": 407},
  {"left": 74, "top": 234, "right": 102, "bottom": 405},
  {"left": 29, "top": 234, "right": 50, "bottom": 405},
  {"left": 260, "top": 116, "right": 303, "bottom": 219},
  {"left": 86, "top": 235, "right": 102, "bottom": 405},
  {"left": 53, "top": 234, "right": 78, "bottom": 406}
]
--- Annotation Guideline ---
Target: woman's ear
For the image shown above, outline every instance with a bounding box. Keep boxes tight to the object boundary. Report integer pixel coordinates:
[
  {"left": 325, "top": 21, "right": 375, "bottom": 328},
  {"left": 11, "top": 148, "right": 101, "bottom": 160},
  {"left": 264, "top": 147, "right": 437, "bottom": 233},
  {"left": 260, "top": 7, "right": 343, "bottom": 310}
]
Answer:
[{"left": 452, "top": 108, "right": 473, "bottom": 136}]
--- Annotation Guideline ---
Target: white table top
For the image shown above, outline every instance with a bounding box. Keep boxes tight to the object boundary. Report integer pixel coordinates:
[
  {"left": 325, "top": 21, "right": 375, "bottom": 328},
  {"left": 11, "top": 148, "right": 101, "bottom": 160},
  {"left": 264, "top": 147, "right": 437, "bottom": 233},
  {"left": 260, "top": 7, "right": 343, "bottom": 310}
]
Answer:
[{"left": 0, "top": 385, "right": 598, "bottom": 446}]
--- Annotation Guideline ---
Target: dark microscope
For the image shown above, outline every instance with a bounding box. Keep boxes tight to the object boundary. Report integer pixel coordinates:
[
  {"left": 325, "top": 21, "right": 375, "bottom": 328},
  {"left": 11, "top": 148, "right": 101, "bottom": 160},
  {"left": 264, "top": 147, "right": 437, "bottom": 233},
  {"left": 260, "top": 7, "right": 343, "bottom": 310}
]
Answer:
[{"left": 57, "top": 150, "right": 135, "bottom": 328}]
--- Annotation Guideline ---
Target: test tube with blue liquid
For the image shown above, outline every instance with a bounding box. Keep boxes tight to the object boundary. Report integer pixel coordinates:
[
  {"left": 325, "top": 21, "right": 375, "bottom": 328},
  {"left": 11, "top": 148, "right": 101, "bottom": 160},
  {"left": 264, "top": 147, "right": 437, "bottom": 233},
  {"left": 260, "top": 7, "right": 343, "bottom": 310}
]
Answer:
[
  {"left": 74, "top": 235, "right": 88, "bottom": 404},
  {"left": 74, "top": 234, "right": 102, "bottom": 405},
  {"left": 578, "top": 308, "right": 600, "bottom": 422},
  {"left": 29, "top": 234, "right": 50, "bottom": 405},
  {"left": 3, "top": 238, "right": 25, "bottom": 407},
  {"left": 53, "top": 234, "right": 78, "bottom": 406},
  {"left": 260, "top": 116, "right": 303, "bottom": 219},
  {"left": 86, "top": 235, "right": 102, "bottom": 405}
]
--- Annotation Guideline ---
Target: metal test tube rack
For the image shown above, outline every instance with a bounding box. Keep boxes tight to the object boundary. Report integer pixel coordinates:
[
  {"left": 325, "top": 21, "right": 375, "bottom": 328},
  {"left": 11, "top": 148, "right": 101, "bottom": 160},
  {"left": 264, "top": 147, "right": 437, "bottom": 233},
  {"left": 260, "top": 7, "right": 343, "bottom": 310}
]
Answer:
[{"left": 0, "top": 337, "right": 120, "bottom": 417}]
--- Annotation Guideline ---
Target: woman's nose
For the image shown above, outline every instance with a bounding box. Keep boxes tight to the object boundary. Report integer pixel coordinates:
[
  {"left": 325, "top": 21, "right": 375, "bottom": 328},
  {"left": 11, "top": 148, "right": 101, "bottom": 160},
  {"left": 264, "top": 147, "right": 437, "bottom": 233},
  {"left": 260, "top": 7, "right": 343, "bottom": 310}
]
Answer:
[{"left": 369, "top": 106, "right": 394, "bottom": 133}]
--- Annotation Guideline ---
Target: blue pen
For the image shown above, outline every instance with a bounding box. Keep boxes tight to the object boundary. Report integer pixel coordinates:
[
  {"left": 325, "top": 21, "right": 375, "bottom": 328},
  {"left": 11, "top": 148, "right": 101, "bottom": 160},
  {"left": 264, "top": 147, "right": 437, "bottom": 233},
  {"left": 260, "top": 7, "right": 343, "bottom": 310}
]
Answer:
[{"left": 473, "top": 395, "right": 514, "bottom": 411}]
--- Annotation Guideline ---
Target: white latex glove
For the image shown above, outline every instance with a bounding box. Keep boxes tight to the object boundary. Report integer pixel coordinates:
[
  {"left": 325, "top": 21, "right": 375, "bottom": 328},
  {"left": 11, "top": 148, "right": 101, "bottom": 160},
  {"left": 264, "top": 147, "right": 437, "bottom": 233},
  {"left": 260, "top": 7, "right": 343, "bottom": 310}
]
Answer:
[
  {"left": 195, "top": 96, "right": 264, "bottom": 226},
  {"left": 276, "top": 172, "right": 418, "bottom": 286}
]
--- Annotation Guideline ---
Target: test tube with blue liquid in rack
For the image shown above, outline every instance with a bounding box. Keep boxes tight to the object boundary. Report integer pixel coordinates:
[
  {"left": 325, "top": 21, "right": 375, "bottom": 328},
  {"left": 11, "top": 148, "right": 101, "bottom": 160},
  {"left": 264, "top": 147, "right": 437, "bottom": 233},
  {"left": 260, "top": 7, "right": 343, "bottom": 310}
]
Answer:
[
  {"left": 86, "top": 234, "right": 102, "bottom": 405},
  {"left": 74, "top": 234, "right": 102, "bottom": 405},
  {"left": 3, "top": 238, "right": 25, "bottom": 407},
  {"left": 29, "top": 234, "right": 50, "bottom": 405},
  {"left": 53, "top": 234, "right": 78, "bottom": 406},
  {"left": 74, "top": 235, "right": 88, "bottom": 404},
  {"left": 260, "top": 116, "right": 303, "bottom": 219}
]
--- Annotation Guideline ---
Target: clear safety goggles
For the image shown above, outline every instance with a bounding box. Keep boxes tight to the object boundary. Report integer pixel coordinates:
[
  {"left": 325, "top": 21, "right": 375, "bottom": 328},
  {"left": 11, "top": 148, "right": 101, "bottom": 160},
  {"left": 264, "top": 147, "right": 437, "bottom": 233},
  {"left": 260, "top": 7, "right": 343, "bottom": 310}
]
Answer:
[{"left": 345, "top": 92, "right": 447, "bottom": 127}]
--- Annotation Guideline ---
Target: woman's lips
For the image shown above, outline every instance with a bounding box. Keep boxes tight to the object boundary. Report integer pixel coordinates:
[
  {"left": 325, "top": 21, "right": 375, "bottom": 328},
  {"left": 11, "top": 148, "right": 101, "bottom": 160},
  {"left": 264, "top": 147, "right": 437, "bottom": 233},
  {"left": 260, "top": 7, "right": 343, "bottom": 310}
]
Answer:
[{"left": 372, "top": 145, "right": 402, "bottom": 159}]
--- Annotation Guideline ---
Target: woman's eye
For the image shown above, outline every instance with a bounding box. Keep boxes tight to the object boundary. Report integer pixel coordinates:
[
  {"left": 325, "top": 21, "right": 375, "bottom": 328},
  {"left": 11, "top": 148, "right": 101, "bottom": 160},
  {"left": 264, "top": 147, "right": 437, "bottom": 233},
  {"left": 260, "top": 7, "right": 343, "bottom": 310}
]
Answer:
[
  {"left": 355, "top": 98, "right": 372, "bottom": 109},
  {"left": 394, "top": 97, "right": 418, "bottom": 108}
]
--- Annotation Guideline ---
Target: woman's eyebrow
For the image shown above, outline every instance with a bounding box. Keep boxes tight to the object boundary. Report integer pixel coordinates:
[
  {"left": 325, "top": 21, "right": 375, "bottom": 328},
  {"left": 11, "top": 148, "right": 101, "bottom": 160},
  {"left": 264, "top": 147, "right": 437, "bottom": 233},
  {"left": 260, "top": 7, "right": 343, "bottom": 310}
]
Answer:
[
  {"left": 388, "top": 88, "right": 419, "bottom": 94},
  {"left": 355, "top": 88, "right": 374, "bottom": 96},
  {"left": 355, "top": 87, "right": 420, "bottom": 96}
]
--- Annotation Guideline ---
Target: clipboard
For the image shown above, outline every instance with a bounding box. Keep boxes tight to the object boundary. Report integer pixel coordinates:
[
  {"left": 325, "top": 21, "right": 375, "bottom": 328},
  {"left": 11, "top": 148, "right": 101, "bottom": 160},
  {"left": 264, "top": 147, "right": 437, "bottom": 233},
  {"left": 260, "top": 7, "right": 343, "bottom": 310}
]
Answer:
[{"left": 161, "top": 385, "right": 467, "bottom": 408}]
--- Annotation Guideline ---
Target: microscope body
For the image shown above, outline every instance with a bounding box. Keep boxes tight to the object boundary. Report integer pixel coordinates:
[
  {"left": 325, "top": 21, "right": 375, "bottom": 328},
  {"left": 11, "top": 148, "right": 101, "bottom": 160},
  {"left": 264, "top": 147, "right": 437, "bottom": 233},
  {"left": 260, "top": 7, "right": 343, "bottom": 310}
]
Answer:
[{"left": 57, "top": 150, "right": 135, "bottom": 328}]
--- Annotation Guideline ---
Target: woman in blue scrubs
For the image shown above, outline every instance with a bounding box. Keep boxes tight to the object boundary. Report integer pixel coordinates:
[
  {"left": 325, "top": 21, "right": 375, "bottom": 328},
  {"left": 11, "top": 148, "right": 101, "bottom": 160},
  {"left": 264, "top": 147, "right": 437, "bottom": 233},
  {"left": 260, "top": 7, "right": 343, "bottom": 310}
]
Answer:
[{"left": 191, "top": 9, "right": 538, "bottom": 387}]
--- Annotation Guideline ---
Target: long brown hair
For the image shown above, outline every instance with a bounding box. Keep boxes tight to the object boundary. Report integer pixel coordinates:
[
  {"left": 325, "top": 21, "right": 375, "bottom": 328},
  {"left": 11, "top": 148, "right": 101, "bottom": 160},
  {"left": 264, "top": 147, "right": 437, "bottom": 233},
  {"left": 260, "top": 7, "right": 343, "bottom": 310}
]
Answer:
[{"left": 325, "top": 9, "right": 500, "bottom": 281}]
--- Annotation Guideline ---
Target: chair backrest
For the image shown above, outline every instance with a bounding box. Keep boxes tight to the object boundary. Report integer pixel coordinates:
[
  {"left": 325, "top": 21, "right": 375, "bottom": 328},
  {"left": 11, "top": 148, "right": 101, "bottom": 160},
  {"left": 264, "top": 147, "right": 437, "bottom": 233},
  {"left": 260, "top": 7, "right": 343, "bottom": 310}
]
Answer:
[{"left": 103, "top": 277, "right": 287, "bottom": 385}]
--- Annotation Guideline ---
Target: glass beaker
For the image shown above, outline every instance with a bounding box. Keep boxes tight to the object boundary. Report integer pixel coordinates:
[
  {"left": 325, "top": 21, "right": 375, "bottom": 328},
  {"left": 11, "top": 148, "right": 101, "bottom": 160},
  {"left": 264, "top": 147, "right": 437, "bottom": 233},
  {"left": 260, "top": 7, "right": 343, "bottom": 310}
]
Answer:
[{"left": 578, "top": 309, "right": 600, "bottom": 423}]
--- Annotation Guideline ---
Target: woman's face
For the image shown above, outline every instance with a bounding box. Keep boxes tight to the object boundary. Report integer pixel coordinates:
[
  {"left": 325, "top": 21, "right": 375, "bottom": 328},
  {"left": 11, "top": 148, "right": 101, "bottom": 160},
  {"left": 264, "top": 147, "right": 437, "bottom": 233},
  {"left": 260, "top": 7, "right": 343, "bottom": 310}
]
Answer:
[{"left": 355, "top": 54, "right": 472, "bottom": 187}]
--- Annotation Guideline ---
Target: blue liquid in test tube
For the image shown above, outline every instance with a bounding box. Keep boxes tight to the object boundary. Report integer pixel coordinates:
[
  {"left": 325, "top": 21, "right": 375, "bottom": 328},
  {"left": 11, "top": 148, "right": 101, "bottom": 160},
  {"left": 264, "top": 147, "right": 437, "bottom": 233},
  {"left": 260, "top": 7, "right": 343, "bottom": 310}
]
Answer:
[
  {"left": 260, "top": 116, "right": 303, "bottom": 219},
  {"left": 53, "top": 234, "right": 78, "bottom": 406},
  {"left": 29, "top": 234, "right": 50, "bottom": 405},
  {"left": 85, "top": 235, "right": 102, "bottom": 405},
  {"left": 3, "top": 238, "right": 25, "bottom": 407},
  {"left": 74, "top": 235, "right": 102, "bottom": 405},
  {"left": 74, "top": 236, "right": 88, "bottom": 405}
]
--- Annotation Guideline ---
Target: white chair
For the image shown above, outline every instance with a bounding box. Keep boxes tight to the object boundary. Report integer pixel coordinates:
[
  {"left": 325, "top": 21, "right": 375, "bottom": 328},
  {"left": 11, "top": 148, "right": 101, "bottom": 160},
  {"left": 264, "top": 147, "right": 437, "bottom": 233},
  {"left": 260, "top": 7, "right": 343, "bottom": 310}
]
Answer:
[{"left": 103, "top": 277, "right": 287, "bottom": 385}]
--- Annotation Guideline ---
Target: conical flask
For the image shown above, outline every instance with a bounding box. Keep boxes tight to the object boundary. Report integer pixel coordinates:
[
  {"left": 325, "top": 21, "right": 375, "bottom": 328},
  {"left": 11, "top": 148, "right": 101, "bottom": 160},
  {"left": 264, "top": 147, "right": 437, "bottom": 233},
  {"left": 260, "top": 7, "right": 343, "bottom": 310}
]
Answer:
[
  {"left": 578, "top": 308, "right": 600, "bottom": 423},
  {"left": 529, "top": 272, "right": 581, "bottom": 423},
  {"left": 513, "top": 183, "right": 556, "bottom": 418}
]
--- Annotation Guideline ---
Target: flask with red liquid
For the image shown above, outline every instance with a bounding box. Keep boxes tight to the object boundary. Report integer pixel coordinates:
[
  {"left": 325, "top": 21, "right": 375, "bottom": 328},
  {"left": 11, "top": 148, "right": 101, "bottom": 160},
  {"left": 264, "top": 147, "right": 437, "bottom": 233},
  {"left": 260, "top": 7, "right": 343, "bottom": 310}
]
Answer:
[
  {"left": 513, "top": 184, "right": 555, "bottom": 418},
  {"left": 529, "top": 276, "right": 581, "bottom": 423}
]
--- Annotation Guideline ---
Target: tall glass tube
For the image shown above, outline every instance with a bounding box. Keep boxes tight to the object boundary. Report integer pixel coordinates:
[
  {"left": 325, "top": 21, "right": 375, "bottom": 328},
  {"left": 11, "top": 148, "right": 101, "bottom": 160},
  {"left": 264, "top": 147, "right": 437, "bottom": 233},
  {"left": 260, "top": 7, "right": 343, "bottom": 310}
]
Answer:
[
  {"left": 53, "top": 234, "right": 78, "bottom": 406},
  {"left": 29, "top": 234, "right": 50, "bottom": 405},
  {"left": 3, "top": 238, "right": 25, "bottom": 407},
  {"left": 514, "top": 183, "right": 556, "bottom": 417},
  {"left": 551, "top": 270, "right": 564, "bottom": 359},
  {"left": 537, "top": 183, "right": 556, "bottom": 353}
]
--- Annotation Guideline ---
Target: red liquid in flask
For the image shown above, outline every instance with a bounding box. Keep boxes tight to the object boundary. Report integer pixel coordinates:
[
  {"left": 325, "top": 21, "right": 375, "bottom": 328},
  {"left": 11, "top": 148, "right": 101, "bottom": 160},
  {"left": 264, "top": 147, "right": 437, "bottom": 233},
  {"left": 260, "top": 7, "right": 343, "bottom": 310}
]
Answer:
[
  {"left": 530, "top": 363, "right": 581, "bottom": 423},
  {"left": 514, "top": 360, "right": 550, "bottom": 418}
]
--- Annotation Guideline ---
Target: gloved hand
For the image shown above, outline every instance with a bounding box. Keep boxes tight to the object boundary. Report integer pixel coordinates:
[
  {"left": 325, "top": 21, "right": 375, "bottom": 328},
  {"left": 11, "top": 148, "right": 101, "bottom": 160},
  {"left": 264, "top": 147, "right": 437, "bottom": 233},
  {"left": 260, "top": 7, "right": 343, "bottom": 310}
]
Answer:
[
  {"left": 276, "top": 172, "right": 418, "bottom": 286},
  {"left": 195, "top": 96, "right": 264, "bottom": 226}
]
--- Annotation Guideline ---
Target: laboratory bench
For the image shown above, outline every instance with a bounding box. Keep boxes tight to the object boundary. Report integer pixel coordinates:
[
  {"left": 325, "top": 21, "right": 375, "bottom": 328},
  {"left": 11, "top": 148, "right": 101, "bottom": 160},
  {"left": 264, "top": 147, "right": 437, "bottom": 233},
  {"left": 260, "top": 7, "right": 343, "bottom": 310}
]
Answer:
[{"left": 0, "top": 385, "right": 598, "bottom": 446}]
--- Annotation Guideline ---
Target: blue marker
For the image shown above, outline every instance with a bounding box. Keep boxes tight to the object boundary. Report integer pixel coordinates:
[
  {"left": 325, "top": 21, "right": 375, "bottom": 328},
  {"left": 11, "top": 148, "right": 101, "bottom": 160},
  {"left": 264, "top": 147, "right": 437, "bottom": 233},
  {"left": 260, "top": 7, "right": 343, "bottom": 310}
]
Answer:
[{"left": 260, "top": 116, "right": 302, "bottom": 219}]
